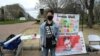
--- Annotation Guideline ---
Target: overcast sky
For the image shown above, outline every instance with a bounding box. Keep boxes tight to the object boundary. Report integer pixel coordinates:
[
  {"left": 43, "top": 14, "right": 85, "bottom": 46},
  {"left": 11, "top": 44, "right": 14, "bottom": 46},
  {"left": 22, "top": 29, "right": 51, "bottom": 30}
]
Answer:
[
  {"left": 0, "top": 0, "right": 39, "bottom": 9},
  {"left": 0, "top": 0, "right": 40, "bottom": 19}
]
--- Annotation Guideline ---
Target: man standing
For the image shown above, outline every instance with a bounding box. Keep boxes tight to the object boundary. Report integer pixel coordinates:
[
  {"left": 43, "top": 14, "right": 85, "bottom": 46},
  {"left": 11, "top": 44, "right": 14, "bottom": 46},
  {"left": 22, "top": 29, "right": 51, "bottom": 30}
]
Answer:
[{"left": 40, "top": 10, "right": 59, "bottom": 56}]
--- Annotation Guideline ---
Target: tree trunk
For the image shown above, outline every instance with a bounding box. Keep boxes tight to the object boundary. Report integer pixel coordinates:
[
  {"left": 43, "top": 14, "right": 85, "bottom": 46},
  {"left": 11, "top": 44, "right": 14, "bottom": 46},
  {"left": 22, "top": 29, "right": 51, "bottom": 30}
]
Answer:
[
  {"left": 85, "top": 0, "right": 95, "bottom": 28},
  {"left": 88, "top": 9, "right": 94, "bottom": 28}
]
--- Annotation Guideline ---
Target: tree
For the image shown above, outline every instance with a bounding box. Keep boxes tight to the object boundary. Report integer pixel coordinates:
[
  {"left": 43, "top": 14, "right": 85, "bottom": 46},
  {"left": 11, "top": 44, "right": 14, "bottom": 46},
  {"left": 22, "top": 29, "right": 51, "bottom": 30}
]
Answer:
[
  {"left": 80, "top": 0, "right": 95, "bottom": 28},
  {"left": 0, "top": 7, "right": 4, "bottom": 21},
  {"left": 39, "top": 0, "right": 82, "bottom": 13},
  {"left": 86, "top": 0, "right": 95, "bottom": 28},
  {"left": 94, "top": 1, "right": 100, "bottom": 24}
]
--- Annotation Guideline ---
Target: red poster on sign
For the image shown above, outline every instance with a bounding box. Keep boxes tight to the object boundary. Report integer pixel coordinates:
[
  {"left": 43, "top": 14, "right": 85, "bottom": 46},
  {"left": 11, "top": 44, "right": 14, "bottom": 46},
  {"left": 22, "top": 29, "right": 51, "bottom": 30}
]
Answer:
[{"left": 56, "top": 35, "right": 86, "bottom": 55}]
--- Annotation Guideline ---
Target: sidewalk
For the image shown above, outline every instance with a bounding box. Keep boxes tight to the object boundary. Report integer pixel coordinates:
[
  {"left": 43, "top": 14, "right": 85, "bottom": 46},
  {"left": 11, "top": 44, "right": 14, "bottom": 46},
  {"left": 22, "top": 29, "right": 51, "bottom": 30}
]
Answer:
[
  {"left": 21, "top": 24, "right": 100, "bottom": 56},
  {"left": 0, "top": 22, "right": 100, "bottom": 56},
  {"left": 0, "top": 21, "right": 34, "bottom": 40},
  {"left": 22, "top": 50, "right": 100, "bottom": 56}
]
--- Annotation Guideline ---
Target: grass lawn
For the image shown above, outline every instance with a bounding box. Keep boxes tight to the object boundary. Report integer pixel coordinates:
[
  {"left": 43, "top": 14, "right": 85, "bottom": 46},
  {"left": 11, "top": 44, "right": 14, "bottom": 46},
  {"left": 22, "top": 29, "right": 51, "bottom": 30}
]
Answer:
[{"left": 0, "top": 20, "right": 31, "bottom": 25}]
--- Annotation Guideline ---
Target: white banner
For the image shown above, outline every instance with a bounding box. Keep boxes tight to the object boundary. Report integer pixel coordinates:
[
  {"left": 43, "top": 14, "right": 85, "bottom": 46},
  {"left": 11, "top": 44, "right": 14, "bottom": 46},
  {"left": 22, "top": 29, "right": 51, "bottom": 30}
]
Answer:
[{"left": 53, "top": 14, "right": 86, "bottom": 55}]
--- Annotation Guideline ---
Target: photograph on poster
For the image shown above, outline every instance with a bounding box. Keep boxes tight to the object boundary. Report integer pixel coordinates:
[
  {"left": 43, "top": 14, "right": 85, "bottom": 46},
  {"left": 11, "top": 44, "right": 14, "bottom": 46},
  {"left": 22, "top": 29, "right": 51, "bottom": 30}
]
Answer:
[{"left": 56, "top": 35, "right": 86, "bottom": 55}]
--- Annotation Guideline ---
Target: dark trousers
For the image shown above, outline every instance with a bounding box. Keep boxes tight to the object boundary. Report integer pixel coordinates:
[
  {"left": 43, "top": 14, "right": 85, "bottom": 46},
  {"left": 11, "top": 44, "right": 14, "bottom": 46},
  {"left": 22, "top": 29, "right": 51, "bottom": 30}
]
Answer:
[{"left": 42, "top": 47, "right": 55, "bottom": 56}]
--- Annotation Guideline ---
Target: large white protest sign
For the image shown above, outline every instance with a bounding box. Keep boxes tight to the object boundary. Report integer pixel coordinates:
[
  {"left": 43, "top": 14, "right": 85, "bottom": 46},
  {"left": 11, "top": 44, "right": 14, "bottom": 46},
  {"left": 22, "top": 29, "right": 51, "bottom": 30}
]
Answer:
[{"left": 53, "top": 14, "right": 86, "bottom": 56}]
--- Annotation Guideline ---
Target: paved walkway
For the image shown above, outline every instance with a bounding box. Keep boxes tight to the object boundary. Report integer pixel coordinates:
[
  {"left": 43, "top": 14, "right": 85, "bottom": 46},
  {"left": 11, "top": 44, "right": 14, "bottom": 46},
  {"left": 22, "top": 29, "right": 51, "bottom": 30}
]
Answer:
[
  {"left": 0, "top": 21, "right": 34, "bottom": 40},
  {"left": 0, "top": 22, "right": 100, "bottom": 56},
  {"left": 22, "top": 50, "right": 100, "bottom": 56},
  {"left": 21, "top": 24, "right": 100, "bottom": 56}
]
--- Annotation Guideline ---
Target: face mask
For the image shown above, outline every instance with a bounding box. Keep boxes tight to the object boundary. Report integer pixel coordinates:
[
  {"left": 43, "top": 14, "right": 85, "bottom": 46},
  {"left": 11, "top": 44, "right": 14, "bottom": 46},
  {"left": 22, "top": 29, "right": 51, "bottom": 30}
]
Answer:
[{"left": 47, "top": 16, "right": 53, "bottom": 21}]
